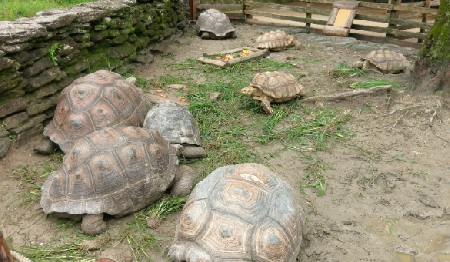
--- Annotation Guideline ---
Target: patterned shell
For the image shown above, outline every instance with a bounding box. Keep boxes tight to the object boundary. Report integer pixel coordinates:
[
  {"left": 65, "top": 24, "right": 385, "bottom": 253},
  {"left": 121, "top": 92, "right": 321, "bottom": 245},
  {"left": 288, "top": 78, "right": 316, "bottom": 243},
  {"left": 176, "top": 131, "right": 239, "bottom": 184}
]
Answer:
[
  {"left": 253, "top": 30, "right": 294, "bottom": 51},
  {"left": 43, "top": 70, "right": 152, "bottom": 154},
  {"left": 251, "top": 71, "right": 305, "bottom": 98},
  {"left": 169, "top": 163, "right": 305, "bottom": 262},
  {"left": 365, "top": 50, "right": 409, "bottom": 73},
  {"left": 143, "top": 101, "right": 202, "bottom": 146},
  {"left": 196, "top": 9, "right": 235, "bottom": 37},
  {"left": 40, "top": 126, "right": 177, "bottom": 216}
]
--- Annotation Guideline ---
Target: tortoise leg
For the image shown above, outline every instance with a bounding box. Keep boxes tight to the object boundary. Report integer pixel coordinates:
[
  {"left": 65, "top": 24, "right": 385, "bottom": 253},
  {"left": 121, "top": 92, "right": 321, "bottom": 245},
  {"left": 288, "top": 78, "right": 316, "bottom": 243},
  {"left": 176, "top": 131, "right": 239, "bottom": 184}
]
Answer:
[
  {"left": 201, "top": 32, "right": 211, "bottom": 39},
  {"left": 81, "top": 214, "right": 107, "bottom": 235},
  {"left": 171, "top": 165, "right": 195, "bottom": 196},
  {"left": 169, "top": 242, "right": 212, "bottom": 262},
  {"left": 231, "top": 32, "right": 237, "bottom": 38},
  {"left": 254, "top": 96, "right": 273, "bottom": 115}
]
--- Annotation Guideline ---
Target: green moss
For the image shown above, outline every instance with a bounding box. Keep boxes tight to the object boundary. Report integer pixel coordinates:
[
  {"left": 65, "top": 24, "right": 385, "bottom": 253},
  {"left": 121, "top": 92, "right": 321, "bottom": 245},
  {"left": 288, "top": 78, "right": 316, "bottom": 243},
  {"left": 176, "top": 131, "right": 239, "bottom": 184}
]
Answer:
[{"left": 421, "top": 0, "right": 450, "bottom": 61}]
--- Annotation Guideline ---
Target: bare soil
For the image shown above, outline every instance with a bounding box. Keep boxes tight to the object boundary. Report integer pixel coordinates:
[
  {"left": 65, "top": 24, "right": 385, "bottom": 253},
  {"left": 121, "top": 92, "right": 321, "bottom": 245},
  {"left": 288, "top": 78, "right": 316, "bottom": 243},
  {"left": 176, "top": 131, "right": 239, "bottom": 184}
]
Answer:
[{"left": 1, "top": 23, "right": 449, "bottom": 262}]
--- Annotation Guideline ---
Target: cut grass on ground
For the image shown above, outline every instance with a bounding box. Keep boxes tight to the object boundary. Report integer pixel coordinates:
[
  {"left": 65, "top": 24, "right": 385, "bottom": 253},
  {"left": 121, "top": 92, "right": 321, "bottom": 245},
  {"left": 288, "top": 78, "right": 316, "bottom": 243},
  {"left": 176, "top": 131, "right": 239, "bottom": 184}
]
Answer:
[{"left": 0, "top": 0, "right": 97, "bottom": 21}]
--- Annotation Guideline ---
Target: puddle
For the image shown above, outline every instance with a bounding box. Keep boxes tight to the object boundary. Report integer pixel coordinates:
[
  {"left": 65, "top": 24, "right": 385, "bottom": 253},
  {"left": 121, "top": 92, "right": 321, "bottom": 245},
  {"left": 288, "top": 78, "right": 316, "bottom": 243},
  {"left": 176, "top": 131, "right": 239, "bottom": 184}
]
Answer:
[
  {"left": 396, "top": 252, "right": 416, "bottom": 262},
  {"left": 435, "top": 254, "right": 450, "bottom": 261}
]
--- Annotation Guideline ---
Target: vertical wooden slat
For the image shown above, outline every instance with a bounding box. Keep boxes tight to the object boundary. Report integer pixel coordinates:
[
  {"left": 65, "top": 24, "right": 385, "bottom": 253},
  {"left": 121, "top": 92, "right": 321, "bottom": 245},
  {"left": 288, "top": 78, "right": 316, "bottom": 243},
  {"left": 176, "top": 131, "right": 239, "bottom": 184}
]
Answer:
[
  {"left": 193, "top": 0, "right": 197, "bottom": 20},
  {"left": 189, "top": 0, "right": 194, "bottom": 20},
  {"left": 387, "top": 0, "right": 400, "bottom": 38},
  {"left": 418, "top": 0, "right": 431, "bottom": 43},
  {"left": 244, "top": 0, "right": 253, "bottom": 20},
  {"left": 306, "top": 1, "right": 312, "bottom": 28}
]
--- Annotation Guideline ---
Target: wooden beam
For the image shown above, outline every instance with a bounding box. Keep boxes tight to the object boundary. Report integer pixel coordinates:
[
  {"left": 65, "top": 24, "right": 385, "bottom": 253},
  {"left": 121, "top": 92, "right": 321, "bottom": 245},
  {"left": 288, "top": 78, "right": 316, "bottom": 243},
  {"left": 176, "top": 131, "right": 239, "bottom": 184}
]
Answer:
[
  {"left": 196, "top": 4, "right": 243, "bottom": 10},
  {"left": 244, "top": 10, "right": 327, "bottom": 25},
  {"left": 349, "top": 33, "right": 422, "bottom": 48},
  {"left": 419, "top": 0, "right": 431, "bottom": 43},
  {"left": 351, "top": 24, "right": 427, "bottom": 39}
]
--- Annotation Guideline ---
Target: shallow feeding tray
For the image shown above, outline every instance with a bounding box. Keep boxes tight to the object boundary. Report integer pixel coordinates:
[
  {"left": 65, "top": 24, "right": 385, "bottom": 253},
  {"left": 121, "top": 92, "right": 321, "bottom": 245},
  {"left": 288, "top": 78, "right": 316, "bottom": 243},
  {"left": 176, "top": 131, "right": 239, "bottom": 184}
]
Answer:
[{"left": 196, "top": 47, "right": 270, "bottom": 69}]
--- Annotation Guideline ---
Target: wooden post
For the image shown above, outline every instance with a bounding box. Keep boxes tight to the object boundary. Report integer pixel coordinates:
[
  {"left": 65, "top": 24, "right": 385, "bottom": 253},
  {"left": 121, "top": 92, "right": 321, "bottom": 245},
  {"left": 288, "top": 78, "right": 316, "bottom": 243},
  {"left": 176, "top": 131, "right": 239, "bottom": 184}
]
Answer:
[
  {"left": 192, "top": 0, "right": 197, "bottom": 20},
  {"left": 306, "top": 1, "right": 312, "bottom": 28},
  {"left": 244, "top": 0, "right": 253, "bottom": 20},
  {"left": 387, "top": 0, "right": 400, "bottom": 39},
  {"left": 418, "top": 0, "right": 431, "bottom": 43}
]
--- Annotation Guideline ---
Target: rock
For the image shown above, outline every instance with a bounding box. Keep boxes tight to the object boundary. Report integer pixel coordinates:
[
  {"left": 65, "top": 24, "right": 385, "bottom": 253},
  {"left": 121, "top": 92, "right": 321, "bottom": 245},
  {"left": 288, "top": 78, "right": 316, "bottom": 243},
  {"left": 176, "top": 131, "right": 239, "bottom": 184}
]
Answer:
[
  {"left": 23, "top": 57, "right": 54, "bottom": 78},
  {"left": 209, "top": 92, "right": 221, "bottom": 100},
  {"left": 0, "top": 97, "right": 27, "bottom": 118},
  {"left": 29, "top": 67, "right": 66, "bottom": 90},
  {"left": 0, "top": 137, "right": 11, "bottom": 158},
  {"left": 125, "top": 77, "right": 136, "bottom": 86},
  {"left": 181, "top": 146, "right": 207, "bottom": 158},
  {"left": 146, "top": 216, "right": 163, "bottom": 229},
  {"left": 135, "top": 52, "right": 154, "bottom": 64},
  {"left": 3, "top": 112, "right": 29, "bottom": 130},
  {"left": 0, "top": 21, "right": 47, "bottom": 44},
  {"left": 166, "top": 84, "right": 187, "bottom": 90},
  {"left": 34, "top": 137, "right": 56, "bottom": 155},
  {"left": 14, "top": 13, "right": 76, "bottom": 30},
  {"left": 0, "top": 57, "right": 15, "bottom": 71}
]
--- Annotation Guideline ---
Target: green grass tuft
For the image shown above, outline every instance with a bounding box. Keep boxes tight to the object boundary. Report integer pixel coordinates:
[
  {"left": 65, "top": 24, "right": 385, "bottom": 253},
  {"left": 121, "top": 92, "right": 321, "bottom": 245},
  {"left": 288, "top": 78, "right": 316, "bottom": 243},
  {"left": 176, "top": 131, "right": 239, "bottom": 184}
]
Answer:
[
  {"left": 299, "top": 161, "right": 329, "bottom": 196},
  {"left": 350, "top": 79, "right": 402, "bottom": 89},
  {"left": 331, "top": 62, "right": 366, "bottom": 77}
]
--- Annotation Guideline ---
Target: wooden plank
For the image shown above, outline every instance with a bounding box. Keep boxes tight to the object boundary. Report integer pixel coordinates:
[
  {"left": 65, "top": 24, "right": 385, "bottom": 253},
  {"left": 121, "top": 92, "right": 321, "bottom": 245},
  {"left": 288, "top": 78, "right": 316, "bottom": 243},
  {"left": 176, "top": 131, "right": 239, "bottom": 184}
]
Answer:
[
  {"left": 245, "top": 18, "right": 323, "bottom": 34},
  {"left": 251, "top": 2, "right": 330, "bottom": 16},
  {"left": 334, "top": 9, "right": 352, "bottom": 27},
  {"left": 193, "top": 0, "right": 196, "bottom": 21},
  {"left": 349, "top": 33, "right": 422, "bottom": 48},
  {"left": 323, "top": 25, "right": 350, "bottom": 36},
  {"left": 244, "top": 0, "right": 253, "bottom": 19},
  {"left": 306, "top": 1, "right": 312, "bottom": 27},
  {"left": 196, "top": 4, "right": 243, "bottom": 10},
  {"left": 392, "top": 4, "right": 438, "bottom": 15},
  {"left": 245, "top": 10, "right": 327, "bottom": 25},
  {"left": 351, "top": 24, "right": 427, "bottom": 39},
  {"left": 225, "top": 12, "right": 245, "bottom": 20},
  {"left": 387, "top": 0, "right": 399, "bottom": 39},
  {"left": 326, "top": 7, "right": 339, "bottom": 25},
  {"left": 334, "top": 1, "right": 361, "bottom": 9},
  {"left": 344, "top": 9, "right": 357, "bottom": 28}
]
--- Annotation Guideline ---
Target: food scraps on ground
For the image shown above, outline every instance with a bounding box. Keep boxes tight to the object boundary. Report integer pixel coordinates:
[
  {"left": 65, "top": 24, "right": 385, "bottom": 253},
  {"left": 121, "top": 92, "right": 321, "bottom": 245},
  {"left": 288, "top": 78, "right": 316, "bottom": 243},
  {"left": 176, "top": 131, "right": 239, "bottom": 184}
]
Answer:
[
  {"left": 156, "top": 90, "right": 163, "bottom": 93},
  {"left": 162, "top": 94, "right": 168, "bottom": 98},
  {"left": 214, "top": 50, "right": 256, "bottom": 61}
]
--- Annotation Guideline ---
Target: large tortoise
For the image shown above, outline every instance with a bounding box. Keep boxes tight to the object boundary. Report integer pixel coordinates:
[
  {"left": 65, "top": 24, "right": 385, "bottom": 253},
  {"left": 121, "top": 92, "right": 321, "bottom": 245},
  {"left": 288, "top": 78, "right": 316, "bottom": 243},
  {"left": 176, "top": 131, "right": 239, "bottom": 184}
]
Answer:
[
  {"left": 353, "top": 50, "right": 410, "bottom": 74},
  {"left": 196, "top": 9, "right": 237, "bottom": 40},
  {"left": 43, "top": 70, "right": 152, "bottom": 154},
  {"left": 143, "top": 101, "right": 206, "bottom": 158},
  {"left": 40, "top": 126, "right": 192, "bottom": 235},
  {"left": 169, "top": 163, "right": 305, "bottom": 262},
  {"left": 239, "top": 71, "right": 306, "bottom": 114},
  {"left": 253, "top": 30, "right": 296, "bottom": 51}
]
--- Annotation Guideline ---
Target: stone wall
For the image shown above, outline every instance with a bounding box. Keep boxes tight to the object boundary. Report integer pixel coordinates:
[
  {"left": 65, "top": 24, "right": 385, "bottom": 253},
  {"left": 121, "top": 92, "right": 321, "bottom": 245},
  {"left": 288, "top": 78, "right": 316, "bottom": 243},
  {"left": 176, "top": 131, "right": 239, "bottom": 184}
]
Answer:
[{"left": 0, "top": 0, "right": 189, "bottom": 158}]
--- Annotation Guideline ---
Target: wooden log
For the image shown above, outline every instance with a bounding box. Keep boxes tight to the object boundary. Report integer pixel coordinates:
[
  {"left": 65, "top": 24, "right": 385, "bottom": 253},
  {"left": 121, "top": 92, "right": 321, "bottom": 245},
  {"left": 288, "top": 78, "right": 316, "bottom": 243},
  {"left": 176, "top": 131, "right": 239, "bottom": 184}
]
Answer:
[
  {"left": 326, "top": 7, "right": 339, "bottom": 25},
  {"left": 323, "top": 25, "right": 350, "bottom": 36},
  {"left": 351, "top": 24, "right": 427, "bottom": 39},
  {"left": 334, "top": 1, "right": 361, "bottom": 9},
  {"left": 392, "top": 4, "right": 438, "bottom": 15},
  {"left": 193, "top": 0, "right": 197, "bottom": 21},
  {"left": 348, "top": 33, "right": 422, "bottom": 48},
  {"left": 344, "top": 9, "right": 358, "bottom": 28},
  {"left": 244, "top": 10, "right": 327, "bottom": 25},
  {"left": 251, "top": 2, "right": 330, "bottom": 16},
  {"left": 198, "top": 48, "right": 269, "bottom": 69},
  {"left": 301, "top": 85, "right": 392, "bottom": 102},
  {"left": 196, "top": 4, "right": 243, "bottom": 10}
]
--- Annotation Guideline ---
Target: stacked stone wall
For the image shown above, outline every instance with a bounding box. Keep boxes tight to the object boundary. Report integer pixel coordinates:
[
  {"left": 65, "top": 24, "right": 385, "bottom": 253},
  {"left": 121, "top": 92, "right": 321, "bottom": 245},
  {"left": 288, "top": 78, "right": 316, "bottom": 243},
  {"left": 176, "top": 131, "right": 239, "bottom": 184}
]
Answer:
[{"left": 0, "top": 0, "right": 189, "bottom": 157}]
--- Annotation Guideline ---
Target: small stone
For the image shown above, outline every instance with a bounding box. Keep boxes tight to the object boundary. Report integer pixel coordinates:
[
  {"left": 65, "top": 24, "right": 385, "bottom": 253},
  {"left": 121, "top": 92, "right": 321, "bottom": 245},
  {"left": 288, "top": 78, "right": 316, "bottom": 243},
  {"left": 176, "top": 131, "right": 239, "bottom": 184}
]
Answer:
[
  {"left": 34, "top": 137, "right": 56, "bottom": 155},
  {"left": 125, "top": 77, "right": 136, "bottom": 86},
  {"left": 146, "top": 216, "right": 163, "bottom": 229},
  {"left": 209, "top": 92, "right": 221, "bottom": 100}
]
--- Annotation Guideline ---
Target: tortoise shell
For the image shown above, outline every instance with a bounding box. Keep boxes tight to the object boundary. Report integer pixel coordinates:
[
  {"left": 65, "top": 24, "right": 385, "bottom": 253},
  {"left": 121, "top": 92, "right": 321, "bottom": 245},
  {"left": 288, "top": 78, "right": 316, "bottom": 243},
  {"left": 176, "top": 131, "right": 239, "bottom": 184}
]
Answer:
[
  {"left": 251, "top": 71, "right": 305, "bottom": 99},
  {"left": 253, "top": 30, "right": 294, "bottom": 51},
  {"left": 363, "top": 50, "right": 409, "bottom": 73},
  {"left": 169, "top": 163, "right": 305, "bottom": 262},
  {"left": 143, "top": 101, "right": 202, "bottom": 146},
  {"left": 43, "top": 70, "right": 152, "bottom": 154},
  {"left": 196, "top": 9, "right": 235, "bottom": 37},
  {"left": 40, "top": 126, "right": 177, "bottom": 216}
]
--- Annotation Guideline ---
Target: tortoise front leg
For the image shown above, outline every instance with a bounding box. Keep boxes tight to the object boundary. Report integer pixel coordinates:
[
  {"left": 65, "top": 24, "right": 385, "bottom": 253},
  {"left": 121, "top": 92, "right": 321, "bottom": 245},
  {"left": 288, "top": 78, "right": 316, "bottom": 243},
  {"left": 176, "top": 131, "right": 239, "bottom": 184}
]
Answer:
[
  {"left": 253, "top": 96, "right": 273, "bottom": 115},
  {"left": 81, "top": 214, "right": 107, "bottom": 235}
]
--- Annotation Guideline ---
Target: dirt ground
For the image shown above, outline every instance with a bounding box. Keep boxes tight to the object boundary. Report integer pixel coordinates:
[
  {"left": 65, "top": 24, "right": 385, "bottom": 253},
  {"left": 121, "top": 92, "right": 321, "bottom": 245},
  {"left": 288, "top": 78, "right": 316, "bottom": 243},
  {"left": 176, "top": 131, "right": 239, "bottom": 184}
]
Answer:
[{"left": 1, "top": 22, "right": 449, "bottom": 262}]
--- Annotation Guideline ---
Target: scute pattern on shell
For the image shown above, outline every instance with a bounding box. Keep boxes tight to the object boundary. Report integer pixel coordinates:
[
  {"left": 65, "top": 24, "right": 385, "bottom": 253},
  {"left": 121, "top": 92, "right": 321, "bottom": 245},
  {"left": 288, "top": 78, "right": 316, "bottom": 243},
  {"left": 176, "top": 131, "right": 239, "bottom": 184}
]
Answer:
[
  {"left": 252, "top": 71, "right": 305, "bottom": 98},
  {"left": 253, "top": 30, "right": 294, "bottom": 51},
  {"left": 40, "top": 126, "right": 177, "bottom": 216},
  {"left": 196, "top": 9, "right": 235, "bottom": 37},
  {"left": 364, "top": 50, "right": 409, "bottom": 73},
  {"left": 43, "top": 70, "right": 152, "bottom": 154},
  {"left": 169, "top": 163, "right": 305, "bottom": 262},
  {"left": 143, "top": 101, "right": 201, "bottom": 146}
]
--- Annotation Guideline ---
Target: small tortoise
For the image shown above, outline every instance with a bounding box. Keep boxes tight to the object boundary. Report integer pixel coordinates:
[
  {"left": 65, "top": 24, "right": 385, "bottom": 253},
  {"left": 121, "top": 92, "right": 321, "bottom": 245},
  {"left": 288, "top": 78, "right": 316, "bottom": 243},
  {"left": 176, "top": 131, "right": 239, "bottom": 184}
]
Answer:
[
  {"left": 43, "top": 70, "right": 152, "bottom": 154},
  {"left": 353, "top": 50, "right": 410, "bottom": 74},
  {"left": 169, "top": 163, "right": 305, "bottom": 262},
  {"left": 196, "top": 9, "right": 237, "bottom": 39},
  {"left": 239, "top": 71, "right": 306, "bottom": 114},
  {"left": 143, "top": 101, "right": 206, "bottom": 159},
  {"left": 253, "top": 30, "right": 296, "bottom": 51},
  {"left": 40, "top": 126, "right": 192, "bottom": 235}
]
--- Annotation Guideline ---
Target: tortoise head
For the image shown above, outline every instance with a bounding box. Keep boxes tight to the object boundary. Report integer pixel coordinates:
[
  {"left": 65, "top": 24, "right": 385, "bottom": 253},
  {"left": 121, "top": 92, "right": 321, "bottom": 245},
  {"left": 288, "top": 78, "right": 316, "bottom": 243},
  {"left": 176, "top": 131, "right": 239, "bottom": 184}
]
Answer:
[
  {"left": 239, "top": 86, "right": 257, "bottom": 96},
  {"left": 353, "top": 60, "right": 364, "bottom": 69}
]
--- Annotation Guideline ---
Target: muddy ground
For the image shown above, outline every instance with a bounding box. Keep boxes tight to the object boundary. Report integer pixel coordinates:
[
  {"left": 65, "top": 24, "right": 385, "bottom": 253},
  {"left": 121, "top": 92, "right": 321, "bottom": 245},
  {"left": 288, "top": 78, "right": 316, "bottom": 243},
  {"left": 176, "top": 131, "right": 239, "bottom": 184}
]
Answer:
[{"left": 1, "top": 22, "right": 449, "bottom": 262}]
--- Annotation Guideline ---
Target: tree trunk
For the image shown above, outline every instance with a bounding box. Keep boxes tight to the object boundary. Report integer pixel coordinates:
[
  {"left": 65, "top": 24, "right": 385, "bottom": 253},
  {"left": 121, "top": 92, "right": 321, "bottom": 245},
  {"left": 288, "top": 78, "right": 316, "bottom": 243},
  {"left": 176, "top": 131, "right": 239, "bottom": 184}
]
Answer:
[{"left": 413, "top": 0, "right": 450, "bottom": 93}]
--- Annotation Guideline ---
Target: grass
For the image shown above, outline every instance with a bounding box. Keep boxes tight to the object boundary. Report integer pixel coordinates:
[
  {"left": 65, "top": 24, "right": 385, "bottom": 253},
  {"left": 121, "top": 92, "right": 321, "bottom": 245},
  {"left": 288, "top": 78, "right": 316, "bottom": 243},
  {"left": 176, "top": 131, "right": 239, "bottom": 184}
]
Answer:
[
  {"left": 145, "top": 195, "right": 188, "bottom": 219},
  {"left": 9, "top": 151, "right": 63, "bottom": 206},
  {"left": 330, "top": 62, "right": 366, "bottom": 78},
  {"left": 350, "top": 79, "right": 402, "bottom": 89},
  {"left": 299, "top": 161, "right": 329, "bottom": 196},
  {"left": 0, "top": 0, "right": 98, "bottom": 21}
]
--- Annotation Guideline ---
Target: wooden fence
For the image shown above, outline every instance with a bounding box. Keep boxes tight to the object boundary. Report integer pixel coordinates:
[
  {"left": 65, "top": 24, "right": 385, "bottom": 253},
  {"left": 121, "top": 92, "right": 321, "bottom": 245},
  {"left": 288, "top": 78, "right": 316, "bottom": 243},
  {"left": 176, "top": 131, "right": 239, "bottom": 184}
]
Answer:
[{"left": 193, "top": 0, "right": 439, "bottom": 48}]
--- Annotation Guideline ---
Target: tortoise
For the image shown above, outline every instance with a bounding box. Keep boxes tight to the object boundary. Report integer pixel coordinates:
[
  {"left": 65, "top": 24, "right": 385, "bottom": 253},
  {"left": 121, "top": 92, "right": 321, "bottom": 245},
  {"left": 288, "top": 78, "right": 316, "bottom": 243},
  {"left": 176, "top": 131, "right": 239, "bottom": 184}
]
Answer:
[
  {"left": 253, "top": 30, "right": 297, "bottom": 51},
  {"left": 143, "top": 101, "right": 206, "bottom": 159},
  {"left": 169, "top": 163, "right": 305, "bottom": 262},
  {"left": 239, "top": 71, "right": 306, "bottom": 115},
  {"left": 43, "top": 70, "right": 152, "bottom": 154},
  {"left": 353, "top": 50, "right": 410, "bottom": 74},
  {"left": 196, "top": 9, "right": 237, "bottom": 40},
  {"left": 40, "top": 126, "right": 193, "bottom": 235}
]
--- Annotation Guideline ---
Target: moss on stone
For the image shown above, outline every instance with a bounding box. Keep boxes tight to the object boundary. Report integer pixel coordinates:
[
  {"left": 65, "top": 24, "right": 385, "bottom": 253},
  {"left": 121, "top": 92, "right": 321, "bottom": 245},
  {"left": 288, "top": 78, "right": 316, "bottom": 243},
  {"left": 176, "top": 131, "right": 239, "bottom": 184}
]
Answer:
[{"left": 421, "top": 1, "right": 450, "bottom": 62}]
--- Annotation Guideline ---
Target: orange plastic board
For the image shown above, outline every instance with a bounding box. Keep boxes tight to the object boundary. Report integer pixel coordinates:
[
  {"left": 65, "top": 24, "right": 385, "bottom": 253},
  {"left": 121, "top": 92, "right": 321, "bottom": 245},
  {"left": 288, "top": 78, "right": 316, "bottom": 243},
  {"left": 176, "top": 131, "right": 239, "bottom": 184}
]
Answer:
[{"left": 333, "top": 9, "right": 352, "bottom": 27}]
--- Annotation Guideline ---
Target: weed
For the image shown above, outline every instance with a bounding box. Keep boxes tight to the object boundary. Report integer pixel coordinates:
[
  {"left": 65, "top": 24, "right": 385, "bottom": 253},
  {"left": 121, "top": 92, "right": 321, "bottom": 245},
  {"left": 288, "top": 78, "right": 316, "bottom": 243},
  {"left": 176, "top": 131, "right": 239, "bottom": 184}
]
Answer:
[
  {"left": 395, "top": 152, "right": 417, "bottom": 164},
  {"left": 48, "top": 43, "right": 60, "bottom": 66},
  {"left": 1, "top": 122, "right": 6, "bottom": 130},
  {"left": 299, "top": 161, "right": 329, "bottom": 196},
  {"left": 330, "top": 62, "right": 365, "bottom": 78},
  {"left": 146, "top": 195, "right": 188, "bottom": 219},
  {"left": 161, "top": 52, "right": 175, "bottom": 59},
  {"left": 351, "top": 79, "right": 401, "bottom": 89},
  {"left": 383, "top": 216, "right": 398, "bottom": 236},
  {"left": 8, "top": 134, "right": 16, "bottom": 142}
]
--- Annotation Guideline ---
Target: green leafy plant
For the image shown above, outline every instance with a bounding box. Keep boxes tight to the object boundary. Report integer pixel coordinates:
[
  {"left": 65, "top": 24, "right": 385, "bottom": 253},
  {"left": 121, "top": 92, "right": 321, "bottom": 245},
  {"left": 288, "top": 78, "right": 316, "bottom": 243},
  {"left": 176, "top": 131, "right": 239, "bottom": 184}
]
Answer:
[{"left": 48, "top": 43, "right": 60, "bottom": 66}]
